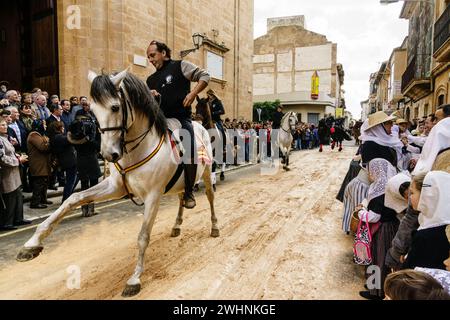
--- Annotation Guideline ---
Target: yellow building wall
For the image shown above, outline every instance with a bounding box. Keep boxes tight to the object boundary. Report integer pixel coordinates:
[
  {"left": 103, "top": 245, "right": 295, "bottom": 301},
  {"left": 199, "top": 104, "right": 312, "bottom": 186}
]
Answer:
[{"left": 56, "top": 0, "right": 253, "bottom": 120}]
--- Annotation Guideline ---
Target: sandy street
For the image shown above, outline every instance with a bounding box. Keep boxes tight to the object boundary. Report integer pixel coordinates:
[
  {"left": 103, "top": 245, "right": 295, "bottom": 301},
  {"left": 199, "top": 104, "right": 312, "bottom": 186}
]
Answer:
[{"left": 0, "top": 145, "right": 365, "bottom": 300}]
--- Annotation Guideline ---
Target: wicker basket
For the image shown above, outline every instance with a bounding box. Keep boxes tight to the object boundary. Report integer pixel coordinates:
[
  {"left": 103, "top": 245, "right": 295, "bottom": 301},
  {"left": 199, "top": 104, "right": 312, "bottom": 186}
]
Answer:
[{"left": 350, "top": 210, "right": 360, "bottom": 235}]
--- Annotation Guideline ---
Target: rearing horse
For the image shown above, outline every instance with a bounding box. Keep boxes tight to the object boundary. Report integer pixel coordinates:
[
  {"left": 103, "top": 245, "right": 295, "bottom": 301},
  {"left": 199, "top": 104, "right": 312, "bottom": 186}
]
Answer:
[{"left": 16, "top": 69, "right": 219, "bottom": 297}]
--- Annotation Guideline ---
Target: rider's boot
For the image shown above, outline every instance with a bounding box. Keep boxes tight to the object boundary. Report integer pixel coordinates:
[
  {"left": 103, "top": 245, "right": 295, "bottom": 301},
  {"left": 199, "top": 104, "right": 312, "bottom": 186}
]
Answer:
[{"left": 183, "top": 164, "right": 197, "bottom": 209}]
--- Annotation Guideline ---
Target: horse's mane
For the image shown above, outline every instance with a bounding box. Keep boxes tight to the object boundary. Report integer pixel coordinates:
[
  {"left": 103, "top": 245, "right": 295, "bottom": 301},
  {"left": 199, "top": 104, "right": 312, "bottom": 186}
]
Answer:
[{"left": 90, "top": 73, "right": 167, "bottom": 137}]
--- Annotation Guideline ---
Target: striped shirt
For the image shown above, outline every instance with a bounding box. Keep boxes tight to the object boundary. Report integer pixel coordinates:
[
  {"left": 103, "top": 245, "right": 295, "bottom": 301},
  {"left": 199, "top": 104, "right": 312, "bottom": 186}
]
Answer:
[{"left": 342, "top": 173, "right": 370, "bottom": 233}]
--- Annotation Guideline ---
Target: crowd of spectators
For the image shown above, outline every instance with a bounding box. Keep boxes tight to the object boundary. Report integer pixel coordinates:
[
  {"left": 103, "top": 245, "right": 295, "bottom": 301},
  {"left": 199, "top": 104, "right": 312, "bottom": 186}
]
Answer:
[
  {"left": 0, "top": 84, "right": 102, "bottom": 231},
  {"left": 338, "top": 105, "right": 450, "bottom": 300}
]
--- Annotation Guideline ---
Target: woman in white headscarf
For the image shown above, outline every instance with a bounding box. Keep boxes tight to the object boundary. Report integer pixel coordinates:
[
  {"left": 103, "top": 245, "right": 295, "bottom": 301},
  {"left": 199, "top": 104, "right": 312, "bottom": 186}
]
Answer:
[
  {"left": 384, "top": 172, "right": 422, "bottom": 271},
  {"left": 358, "top": 158, "right": 399, "bottom": 300},
  {"left": 403, "top": 171, "right": 450, "bottom": 270},
  {"left": 413, "top": 117, "right": 450, "bottom": 175},
  {"left": 384, "top": 172, "right": 411, "bottom": 215},
  {"left": 359, "top": 112, "right": 403, "bottom": 169}
]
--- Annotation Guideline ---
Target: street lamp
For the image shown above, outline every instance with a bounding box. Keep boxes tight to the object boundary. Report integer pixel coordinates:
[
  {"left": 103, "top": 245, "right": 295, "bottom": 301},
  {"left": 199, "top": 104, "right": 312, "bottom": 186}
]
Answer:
[{"left": 180, "top": 33, "right": 205, "bottom": 58}]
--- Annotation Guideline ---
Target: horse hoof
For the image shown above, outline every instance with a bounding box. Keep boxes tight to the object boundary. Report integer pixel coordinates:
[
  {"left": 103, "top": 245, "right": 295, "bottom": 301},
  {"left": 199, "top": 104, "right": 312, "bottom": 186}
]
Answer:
[
  {"left": 122, "top": 284, "right": 141, "bottom": 297},
  {"left": 171, "top": 228, "right": 181, "bottom": 237},
  {"left": 211, "top": 229, "right": 220, "bottom": 238},
  {"left": 16, "top": 246, "right": 44, "bottom": 262},
  {"left": 339, "top": 148, "right": 343, "bottom": 152}
]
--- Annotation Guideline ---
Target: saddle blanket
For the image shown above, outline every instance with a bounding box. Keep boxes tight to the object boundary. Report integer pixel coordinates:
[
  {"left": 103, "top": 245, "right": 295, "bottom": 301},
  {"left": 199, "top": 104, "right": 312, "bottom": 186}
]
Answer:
[{"left": 167, "top": 118, "right": 212, "bottom": 165}]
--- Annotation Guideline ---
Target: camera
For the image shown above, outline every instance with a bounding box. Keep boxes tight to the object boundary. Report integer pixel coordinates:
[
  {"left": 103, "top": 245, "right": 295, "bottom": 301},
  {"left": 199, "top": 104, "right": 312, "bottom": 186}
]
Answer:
[{"left": 69, "top": 118, "right": 97, "bottom": 141}]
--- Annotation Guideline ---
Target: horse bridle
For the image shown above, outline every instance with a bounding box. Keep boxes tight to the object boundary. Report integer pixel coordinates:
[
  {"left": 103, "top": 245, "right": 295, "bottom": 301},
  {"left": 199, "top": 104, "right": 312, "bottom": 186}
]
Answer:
[
  {"left": 97, "top": 85, "right": 155, "bottom": 156},
  {"left": 281, "top": 112, "right": 296, "bottom": 133},
  {"left": 97, "top": 84, "right": 163, "bottom": 206}
]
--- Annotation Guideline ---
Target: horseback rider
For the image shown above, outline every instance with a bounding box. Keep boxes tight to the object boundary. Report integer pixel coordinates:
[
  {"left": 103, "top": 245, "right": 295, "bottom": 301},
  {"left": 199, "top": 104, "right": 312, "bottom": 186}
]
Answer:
[
  {"left": 272, "top": 104, "right": 284, "bottom": 130},
  {"left": 206, "top": 89, "right": 226, "bottom": 156},
  {"left": 271, "top": 104, "right": 285, "bottom": 162},
  {"left": 146, "top": 40, "right": 210, "bottom": 209}
]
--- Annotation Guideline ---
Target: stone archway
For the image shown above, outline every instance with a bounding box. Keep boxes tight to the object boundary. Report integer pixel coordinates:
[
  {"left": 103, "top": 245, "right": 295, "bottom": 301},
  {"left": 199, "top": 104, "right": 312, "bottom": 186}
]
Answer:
[{"left": 435, "top": 85, "right": 447, "bottom": 110}]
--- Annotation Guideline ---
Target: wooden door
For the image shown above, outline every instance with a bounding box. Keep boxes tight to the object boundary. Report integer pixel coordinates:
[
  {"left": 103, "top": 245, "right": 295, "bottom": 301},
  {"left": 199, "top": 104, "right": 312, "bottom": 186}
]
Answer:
[
  {"left": 29, "top": 0, "right": 59, "bottom": 94},
  {"left": 0, "top": 2, "right": 22, "bottom": 90}
]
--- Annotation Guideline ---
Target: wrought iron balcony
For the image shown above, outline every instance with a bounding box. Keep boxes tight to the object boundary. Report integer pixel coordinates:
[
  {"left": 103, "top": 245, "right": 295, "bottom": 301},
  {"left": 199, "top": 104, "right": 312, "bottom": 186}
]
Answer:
[
  {"left": 401, "top": 57, "right": 415, "bottom": 93},
  {"left": 433, "top": 4, "right": 450, "bottom": 62},
  {"left": 401, "top": 54, "right": 431, "bottom": 101}
]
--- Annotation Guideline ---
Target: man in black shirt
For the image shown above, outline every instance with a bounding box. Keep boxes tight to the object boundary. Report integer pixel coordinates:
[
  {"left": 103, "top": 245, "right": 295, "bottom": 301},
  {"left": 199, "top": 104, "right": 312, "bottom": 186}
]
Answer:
[
  {"left": 146, "top": 40, "right": 210, "bottom": 209},
  {"left": 272, "top": 105, "right": 284, "bottom": 129}
]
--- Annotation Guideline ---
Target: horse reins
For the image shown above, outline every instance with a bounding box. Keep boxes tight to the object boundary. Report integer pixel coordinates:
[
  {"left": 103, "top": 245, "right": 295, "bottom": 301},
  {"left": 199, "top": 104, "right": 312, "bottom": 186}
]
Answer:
[{"left": 98, "top": 84, "right": 164, "bottom": 206}]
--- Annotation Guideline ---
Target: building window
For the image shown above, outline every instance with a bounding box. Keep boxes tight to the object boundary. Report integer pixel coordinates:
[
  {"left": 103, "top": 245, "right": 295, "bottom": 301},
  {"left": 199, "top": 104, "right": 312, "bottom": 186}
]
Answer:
[
  {"left": 438, "top": 94, "right": 445, "bottom": 106},
  {"left": 206, "top": 51, "right": 224, "bottom": 80}
]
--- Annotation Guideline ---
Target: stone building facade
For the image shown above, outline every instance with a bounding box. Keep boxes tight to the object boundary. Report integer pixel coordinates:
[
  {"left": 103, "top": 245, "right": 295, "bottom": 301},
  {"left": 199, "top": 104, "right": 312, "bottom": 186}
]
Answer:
[
  {"left": 432, "top": 0, "right": 450, "bottom": 110},
  {"left": 1, "top": 0, "right": 254, "bottom": 120},
  {"left": 253, "top": 15, "right": 344, "bottom": 125},
  {"left": 365, "top": 1, "right": 450, "bottom": 122}
]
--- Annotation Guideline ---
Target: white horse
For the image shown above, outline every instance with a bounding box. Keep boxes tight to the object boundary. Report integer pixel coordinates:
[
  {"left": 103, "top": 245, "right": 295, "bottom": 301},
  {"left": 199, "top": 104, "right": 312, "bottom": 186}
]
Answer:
[
  {"left": 278, "top": 111, "right": 297, "bottom": 170},
  {"left": 16, "top": 69, "right": 219, "bottom": 297}
]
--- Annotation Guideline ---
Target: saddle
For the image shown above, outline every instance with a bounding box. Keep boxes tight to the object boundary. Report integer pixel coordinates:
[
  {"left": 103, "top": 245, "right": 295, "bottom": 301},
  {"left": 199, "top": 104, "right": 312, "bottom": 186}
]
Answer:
[{"left": 166, "top": 118, "right": 212, "bottom": 165}]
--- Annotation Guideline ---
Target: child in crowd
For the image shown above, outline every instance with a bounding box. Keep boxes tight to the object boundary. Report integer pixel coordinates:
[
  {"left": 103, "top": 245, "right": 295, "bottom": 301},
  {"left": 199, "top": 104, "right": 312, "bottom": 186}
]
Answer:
[
  {"left": 384, "top": 269, "right": 450, "bottom": 300},
  {"left": 402, "top": 171, "right": 450, "bottom": 270}
]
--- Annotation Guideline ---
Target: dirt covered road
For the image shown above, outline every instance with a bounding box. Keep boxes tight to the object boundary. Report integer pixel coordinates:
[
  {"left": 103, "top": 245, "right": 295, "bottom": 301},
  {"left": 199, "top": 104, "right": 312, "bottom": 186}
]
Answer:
[{"left": 0, "top": 146, "right": 365, "bottom": 299}]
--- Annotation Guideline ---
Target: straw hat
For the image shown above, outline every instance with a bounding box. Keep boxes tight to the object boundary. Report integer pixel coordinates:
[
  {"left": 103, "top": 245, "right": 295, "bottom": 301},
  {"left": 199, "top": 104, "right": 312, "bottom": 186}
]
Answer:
[
  {"left": 391, "top": 110, "right": 402, "bottom": 118},
  {"left": 365, "top": 111, "right": 396, "bottom": 130},
  {"left": 396, "top": 118, "right": 408, "bottom": 125}
]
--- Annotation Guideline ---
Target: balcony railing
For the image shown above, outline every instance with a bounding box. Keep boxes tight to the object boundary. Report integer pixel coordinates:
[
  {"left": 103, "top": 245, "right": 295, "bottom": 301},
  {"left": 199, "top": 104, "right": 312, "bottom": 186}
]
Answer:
[
  {"left": 434, "top": 4, "right": 450, "bottom": 55},
  {"left": 402, "top": 57, "right": 415, "bottom": 93},
  {"left": 401, "top": 54, "right": 430, "bottom": 93}
]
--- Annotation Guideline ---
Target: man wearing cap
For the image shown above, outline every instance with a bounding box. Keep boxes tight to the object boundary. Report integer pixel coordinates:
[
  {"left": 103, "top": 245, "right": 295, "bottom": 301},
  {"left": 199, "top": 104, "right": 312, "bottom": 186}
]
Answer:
[{"left": 146, "top": 40, "right": 210, "bottom": 209}]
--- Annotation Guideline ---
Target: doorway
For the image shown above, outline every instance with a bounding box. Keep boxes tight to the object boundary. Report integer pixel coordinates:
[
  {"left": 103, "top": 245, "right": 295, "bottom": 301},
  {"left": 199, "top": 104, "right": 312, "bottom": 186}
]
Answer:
[{"left": 0, "top": 0, "right": 59, "bottom": 94}]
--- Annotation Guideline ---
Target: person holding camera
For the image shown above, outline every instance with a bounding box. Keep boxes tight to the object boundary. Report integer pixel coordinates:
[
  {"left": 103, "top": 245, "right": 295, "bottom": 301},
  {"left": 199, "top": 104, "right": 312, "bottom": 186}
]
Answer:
[{"left": 68, "top": 102, "right": 101, "bottom": 217}]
